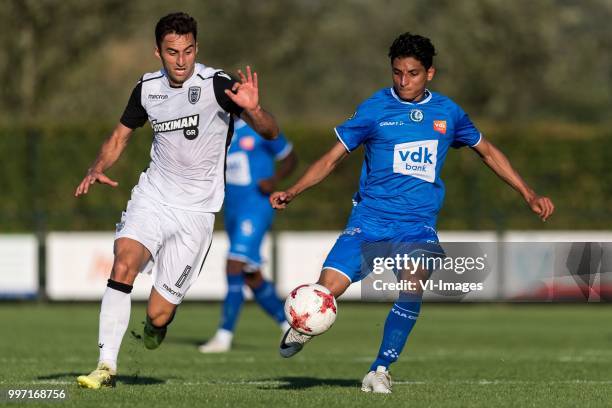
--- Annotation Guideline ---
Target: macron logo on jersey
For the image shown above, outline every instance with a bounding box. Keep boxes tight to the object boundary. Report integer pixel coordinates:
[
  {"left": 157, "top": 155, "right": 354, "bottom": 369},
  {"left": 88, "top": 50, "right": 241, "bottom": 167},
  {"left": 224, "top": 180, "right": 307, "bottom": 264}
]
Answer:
[{"left": 393, "top": 140, "right": 438, "bottom": 182}]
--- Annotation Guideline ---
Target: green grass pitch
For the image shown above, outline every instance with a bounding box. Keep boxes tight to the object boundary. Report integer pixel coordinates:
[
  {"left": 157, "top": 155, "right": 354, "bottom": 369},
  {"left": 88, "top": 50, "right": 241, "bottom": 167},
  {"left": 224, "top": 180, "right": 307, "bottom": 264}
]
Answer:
[{"left": 0, "top": 302, "right": 610, "bottom": 407}]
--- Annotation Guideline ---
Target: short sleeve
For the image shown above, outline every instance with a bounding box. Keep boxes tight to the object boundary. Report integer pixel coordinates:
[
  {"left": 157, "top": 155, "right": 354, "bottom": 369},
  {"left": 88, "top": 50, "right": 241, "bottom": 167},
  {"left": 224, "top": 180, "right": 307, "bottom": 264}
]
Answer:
[
  {"left": 120, "top": 82, "right": 148, "bottom": 129},
  {"left": 213, "top": 71, "right": 244, "bottom": 116},
  {"left": 451, "top": 107, "right": 482, "bottom": 149},
  {"left": 263, "top": 132, "right": 293, "bottom": 160},
  {"left": 334, "top": 101, "right": 376, "bottom": 152}
]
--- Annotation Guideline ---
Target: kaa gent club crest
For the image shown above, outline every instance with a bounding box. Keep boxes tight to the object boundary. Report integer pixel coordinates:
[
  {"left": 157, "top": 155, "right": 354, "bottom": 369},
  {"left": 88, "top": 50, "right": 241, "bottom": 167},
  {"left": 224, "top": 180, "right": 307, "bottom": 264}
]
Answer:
[{"left": 188, "top": 86, "right": 201, "bottom": 104}]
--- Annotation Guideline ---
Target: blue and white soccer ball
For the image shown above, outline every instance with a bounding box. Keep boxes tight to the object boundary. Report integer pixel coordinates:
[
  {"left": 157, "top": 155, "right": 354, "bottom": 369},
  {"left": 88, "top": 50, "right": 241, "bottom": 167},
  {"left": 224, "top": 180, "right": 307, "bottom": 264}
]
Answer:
[{"left": 284, "top": 283, "right": 337, "bottom": 336}]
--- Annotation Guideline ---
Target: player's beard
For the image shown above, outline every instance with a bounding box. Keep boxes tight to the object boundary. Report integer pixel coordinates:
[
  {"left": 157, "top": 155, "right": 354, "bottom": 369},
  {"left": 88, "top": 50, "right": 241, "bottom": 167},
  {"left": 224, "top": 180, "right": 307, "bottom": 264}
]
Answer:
[{"left": 160, "top": 57, "right": 194, "bottom": 87}]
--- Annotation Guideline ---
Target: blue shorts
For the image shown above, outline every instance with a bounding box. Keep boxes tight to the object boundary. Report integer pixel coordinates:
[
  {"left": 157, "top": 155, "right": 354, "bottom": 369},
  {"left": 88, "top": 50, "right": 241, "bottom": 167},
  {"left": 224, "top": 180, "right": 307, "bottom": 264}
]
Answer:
[
  {"left": 224, "top": 203, "right": 274, "bottom": 270},
  {"left": 323, "top": 206, "right": 443, "bottom": 283}
]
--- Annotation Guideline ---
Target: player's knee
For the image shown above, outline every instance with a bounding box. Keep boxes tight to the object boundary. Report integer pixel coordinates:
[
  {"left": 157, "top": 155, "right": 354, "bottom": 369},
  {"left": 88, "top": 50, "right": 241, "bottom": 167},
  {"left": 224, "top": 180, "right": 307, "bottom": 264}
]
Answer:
[
  {"left": 226, "top": 259, "right": 246, "bottom": 275},
  {"left": 317, "top": 271, "right": 350, "bottom": 298},
  {"left": 110, "top": 259, "right": 138, "bottom": 284},
  {"left": 244, "top": 271, "right": 264, "bottom": 289}
]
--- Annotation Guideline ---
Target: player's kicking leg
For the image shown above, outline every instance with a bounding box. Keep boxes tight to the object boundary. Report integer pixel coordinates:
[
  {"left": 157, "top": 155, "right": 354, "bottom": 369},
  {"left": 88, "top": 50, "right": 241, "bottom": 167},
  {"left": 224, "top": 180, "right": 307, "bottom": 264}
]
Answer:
[
  {"left": 77, "top": 238, "right": 150, "bottom": 389},
  {"left": 279, "top": 268, "right": 349, "bottom": 358},
  {"left": 361, "top": 265, "right": 428, "bottom": 394}
]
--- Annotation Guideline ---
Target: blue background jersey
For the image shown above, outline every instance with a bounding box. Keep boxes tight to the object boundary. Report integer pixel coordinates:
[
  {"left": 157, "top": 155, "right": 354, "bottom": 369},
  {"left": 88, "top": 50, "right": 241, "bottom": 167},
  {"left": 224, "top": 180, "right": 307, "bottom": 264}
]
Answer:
[
  {"left": 335, "top": 88, "right": 481, "bottom": 225},
  {"left": 224, "top": 120, "right": 292, "bottom": 267},
  {"left": 225, "top": 120, "right": 292, "bottom": 208}
]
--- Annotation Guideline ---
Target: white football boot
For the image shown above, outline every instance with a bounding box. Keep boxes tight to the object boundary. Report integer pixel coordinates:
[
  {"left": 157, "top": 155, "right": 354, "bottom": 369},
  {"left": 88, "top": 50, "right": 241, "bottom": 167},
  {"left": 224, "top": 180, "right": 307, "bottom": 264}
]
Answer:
[
  {"left": 361, "top": 365, "right": 392, "bottom": 394},
  {"left": 198, "top": 329, "right": 233, "bottom": 353},
  {"left": 279, "top": 327, "right": 313, "bottom": 358}
]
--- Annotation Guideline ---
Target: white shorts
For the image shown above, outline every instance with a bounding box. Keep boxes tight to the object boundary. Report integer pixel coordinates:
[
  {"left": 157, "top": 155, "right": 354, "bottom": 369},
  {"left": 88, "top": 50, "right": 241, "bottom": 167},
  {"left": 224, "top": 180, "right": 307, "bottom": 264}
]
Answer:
[{"left": 115, "top": 187, "right": 215, "bottom": 305}]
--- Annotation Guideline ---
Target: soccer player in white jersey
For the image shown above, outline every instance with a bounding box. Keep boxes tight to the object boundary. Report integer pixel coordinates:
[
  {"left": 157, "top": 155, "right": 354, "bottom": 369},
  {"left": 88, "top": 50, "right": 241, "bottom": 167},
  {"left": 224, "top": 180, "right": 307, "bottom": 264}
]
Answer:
[{"left": 74, "top": 12, "right": 279, "bottom": 389}]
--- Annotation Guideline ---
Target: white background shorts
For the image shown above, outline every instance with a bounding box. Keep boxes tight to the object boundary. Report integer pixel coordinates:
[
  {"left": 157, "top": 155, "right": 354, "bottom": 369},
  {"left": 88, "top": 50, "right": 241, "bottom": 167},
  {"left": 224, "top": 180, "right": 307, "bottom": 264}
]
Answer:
[{"left": 115, "top": 188, "right": 215, "bottom": 304}]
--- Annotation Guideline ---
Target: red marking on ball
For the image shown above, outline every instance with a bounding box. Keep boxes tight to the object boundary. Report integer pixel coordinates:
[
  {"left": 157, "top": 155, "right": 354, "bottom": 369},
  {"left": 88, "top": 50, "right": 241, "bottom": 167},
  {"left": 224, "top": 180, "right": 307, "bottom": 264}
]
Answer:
[
  {"left": 290, "top": 284, "right": 309, "bottom": 299},
  {"left": 289, "top": 306, "right": 312, "bottom": 332},
  {"left": 315, "top": 289, "right": 337, "bottom": 314}
]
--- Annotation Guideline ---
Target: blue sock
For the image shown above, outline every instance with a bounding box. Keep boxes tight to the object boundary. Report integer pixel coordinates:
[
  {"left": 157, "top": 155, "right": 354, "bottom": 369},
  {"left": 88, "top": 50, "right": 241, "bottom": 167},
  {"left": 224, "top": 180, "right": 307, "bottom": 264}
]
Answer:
[
  {"left": 220, "top": 274, "right": 245, "bottom": 332},
  {"left": 252, "top": 280, "right": 286, "bottom": 324},
  {"left": 369, "top": 298, "right": 421, "bottom": 371}
]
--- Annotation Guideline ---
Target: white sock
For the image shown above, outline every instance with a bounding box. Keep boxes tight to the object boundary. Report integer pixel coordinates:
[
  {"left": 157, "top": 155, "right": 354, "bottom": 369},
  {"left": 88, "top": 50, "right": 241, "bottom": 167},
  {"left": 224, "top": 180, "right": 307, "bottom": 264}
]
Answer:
[
  {"left": 98, "top": 286, "right": 131, "bottom": 372},
  {"left": 215, "top": 328, "right": 233, "bottom": 344},
  {"left": 280, "top": 321, "right": 291, "bottom": 332}
]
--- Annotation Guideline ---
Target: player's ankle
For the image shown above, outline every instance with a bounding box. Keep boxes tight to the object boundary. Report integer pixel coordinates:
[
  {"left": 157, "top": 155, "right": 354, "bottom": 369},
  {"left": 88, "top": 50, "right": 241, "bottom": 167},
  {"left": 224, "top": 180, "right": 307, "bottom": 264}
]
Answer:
[{"left": 215, "top": 328, "right": 234, "bottom": 344}]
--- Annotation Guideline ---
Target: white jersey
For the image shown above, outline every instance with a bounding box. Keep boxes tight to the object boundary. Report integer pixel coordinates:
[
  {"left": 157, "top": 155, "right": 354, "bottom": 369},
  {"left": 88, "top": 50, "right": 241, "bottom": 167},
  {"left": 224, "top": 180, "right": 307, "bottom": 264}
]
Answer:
[{"left": 120, "top": 63, "right": 242, "bottom": 212}]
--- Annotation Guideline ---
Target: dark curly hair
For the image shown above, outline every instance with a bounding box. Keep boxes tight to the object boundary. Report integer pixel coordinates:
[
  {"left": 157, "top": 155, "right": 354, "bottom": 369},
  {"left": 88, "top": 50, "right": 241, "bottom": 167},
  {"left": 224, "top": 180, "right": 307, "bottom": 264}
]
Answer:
[
  {"left": 155, "top": 12, "right": 198, "bottom": 48},
  {"left": 388, "top": 33, "right": 436, "bottom": 69}
]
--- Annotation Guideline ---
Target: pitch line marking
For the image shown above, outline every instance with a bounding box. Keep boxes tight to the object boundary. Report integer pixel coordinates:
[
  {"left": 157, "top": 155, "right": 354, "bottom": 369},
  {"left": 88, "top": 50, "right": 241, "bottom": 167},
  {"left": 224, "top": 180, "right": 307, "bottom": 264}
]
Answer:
[{"left": 3, "top": 379, "right": 612, "bottom": 387}]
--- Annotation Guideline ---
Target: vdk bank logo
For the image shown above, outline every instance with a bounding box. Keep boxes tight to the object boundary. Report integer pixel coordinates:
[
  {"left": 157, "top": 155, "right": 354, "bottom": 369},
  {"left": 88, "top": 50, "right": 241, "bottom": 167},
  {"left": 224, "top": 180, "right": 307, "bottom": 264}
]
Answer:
[{"left": 393, "top": 140, "right": 438, "bottom": 182}]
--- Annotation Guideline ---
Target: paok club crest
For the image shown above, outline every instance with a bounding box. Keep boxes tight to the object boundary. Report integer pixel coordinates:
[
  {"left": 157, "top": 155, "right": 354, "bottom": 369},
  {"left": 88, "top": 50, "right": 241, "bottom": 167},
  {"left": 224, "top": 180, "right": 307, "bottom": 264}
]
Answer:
[{"left": 188, "top": 86, "right": 201, "bottom": 104}]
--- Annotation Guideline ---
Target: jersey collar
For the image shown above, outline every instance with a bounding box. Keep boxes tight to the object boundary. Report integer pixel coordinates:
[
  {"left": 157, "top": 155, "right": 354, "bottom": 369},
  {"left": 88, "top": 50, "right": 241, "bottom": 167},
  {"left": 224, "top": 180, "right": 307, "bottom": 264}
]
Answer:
[{"left": 390, "top": 88, "right": 432, "bottom": 105}]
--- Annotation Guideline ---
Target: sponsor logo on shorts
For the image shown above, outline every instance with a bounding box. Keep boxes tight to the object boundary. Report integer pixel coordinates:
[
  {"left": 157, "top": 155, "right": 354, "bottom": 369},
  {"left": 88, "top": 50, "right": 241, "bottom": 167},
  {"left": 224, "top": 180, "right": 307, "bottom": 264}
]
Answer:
[
  {"left": 341, "top": 226, "right": 362, "bottom": 236},
  {"left": 240, "top": 220, "right": 254, "bottom": 237},
  {"left": 175, "top": 265, "right": 192, "bottom": 289},
  {"left": 393, "top": 139, "right": 438, "bottom": 182},
  {"left": 162, "top": 283, "right": 183, "bottom": 298}
]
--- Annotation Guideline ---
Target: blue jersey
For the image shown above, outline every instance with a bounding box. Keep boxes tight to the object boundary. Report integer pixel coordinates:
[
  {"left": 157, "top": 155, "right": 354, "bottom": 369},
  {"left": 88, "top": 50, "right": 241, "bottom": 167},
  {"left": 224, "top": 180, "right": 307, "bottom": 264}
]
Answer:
[
  {"left": 225, "top": 120, "right": 292, "bottom": 208},
  {"left": 335, "top": 88, "right": 481, "bottom": 224}
]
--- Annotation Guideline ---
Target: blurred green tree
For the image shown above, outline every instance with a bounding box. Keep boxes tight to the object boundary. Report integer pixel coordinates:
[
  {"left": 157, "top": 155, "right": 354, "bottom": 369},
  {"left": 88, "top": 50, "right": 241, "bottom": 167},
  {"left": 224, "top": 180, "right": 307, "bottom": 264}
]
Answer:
[{"left": 0, "top": 0, "right": 136, "bottom": 121}]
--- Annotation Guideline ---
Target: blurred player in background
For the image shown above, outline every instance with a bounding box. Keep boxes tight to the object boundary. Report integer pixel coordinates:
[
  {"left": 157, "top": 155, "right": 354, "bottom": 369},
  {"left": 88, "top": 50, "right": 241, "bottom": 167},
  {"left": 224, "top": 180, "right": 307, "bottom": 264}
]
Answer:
[
  {"left": 270, "top": 32, "right": 555, "bottom": 393},
  {"left": 74, "top": 12, "right": 279, "bottom": 388},
  {"left": 199, "top": 118, "right": 297, "bottom": 353}
]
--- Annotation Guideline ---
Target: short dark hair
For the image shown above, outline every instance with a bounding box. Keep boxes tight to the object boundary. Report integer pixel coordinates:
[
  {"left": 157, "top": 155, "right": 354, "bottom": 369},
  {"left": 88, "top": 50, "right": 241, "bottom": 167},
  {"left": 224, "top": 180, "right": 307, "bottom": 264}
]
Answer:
[
  {"left": 388, "top": 33, "right": 436, "bottom": 69},
  {"left": 155, "top": 12, "right": 197, "bottom": 48}
]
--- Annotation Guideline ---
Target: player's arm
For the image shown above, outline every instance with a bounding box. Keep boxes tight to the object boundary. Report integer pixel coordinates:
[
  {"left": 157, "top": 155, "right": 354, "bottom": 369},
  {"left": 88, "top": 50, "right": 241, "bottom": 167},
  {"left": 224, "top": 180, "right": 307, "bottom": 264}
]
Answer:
[
  {"left": 258, "top": 150, "right": 298, "bottom": 195},
  {"left": 270, "top": 142, "right": 348, "bottom": 209},
  {"left": 240, "top": 105, "right": 279, "bottom": 141},
  {"left": 74, "top": 123, "right": 133, "bottom": 196},
  {"left": 230, "top": 66, "right": 279, "bottom": 139},
  {"left": 75, "top": 80, "right": 147, "bottom": 197},
  {"left": 471, "top": 137, "right": 555, "bottom": 221},
  {"left": 214, "top": 67, "right": 279, "bottom": 140}
]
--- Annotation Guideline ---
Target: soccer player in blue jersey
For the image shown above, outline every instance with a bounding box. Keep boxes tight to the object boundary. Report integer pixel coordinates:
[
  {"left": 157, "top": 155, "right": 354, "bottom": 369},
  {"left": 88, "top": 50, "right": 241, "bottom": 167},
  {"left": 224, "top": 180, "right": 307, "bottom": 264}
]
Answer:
[
  {"left": 199, "top": 118, "right": 297, "bottom": 353},
  {"left": 270, "top": 32, "right": 554, "bottom": 393}
]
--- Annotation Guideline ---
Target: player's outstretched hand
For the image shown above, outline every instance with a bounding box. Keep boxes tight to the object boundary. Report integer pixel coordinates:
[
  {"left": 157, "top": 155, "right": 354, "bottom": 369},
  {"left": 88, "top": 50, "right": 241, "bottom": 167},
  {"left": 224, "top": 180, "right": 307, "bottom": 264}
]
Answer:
[
  {"left": 527, "top": 195, "right": 555, "bottom": 221},
  {"left": 225, "top": 66, "right": 259, "bottom": 112},
  {"left": 270, "top": 191, "right": 295, "bottom": 210},
  {"left": 74, "top": 169, "right": 118, "bottom": 197}
]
